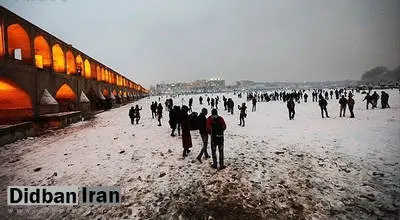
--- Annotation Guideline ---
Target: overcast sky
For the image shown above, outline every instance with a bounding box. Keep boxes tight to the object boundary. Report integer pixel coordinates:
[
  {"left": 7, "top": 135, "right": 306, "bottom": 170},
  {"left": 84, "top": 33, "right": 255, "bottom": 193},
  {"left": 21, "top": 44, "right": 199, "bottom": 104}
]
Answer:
[{"left": 2, "top": 0, "right": 399, "bottom": 87}]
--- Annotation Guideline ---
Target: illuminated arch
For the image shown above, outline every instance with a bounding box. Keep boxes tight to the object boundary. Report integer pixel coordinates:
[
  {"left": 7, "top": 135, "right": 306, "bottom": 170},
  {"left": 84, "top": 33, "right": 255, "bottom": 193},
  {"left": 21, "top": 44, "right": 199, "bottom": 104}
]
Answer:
[
  {"left": 0, "top": 25, "right": 4, "bottom": 57},
  {"left": 34, "top": 36, "right": 51, "bottom": 68},
  {"left": 7, "top": 23, "right": 31, "bottom": 61},
  {"left": 102, "top": 88, "right": 109, "bottom": 97},
  {"left": 66, "top": 51, "right": 76, "bottom": 74},
  {"left": 52, "top": 44, "right": 65, "bottom": 73},
  {"left": 90, "top": 62, "right": 96, "bottom": 79},
  {"left": 0, "top": 78, "right": 34, "bottom": 122},
  {"left": 112, "top": 89, "right": 117, "bottom": 96},
  {"left": 84, "top": 59, "right": 91, "bottom": 79},
  {"left": 96, "top": 65, "right": 101, "bottom": 81},
  {"left": 0, "top": 78, "right": 33, "bottom": 109},
  {"left": 55, "top": 83, "right": 76, "bottom": 101},
  {"left": 101, "top": 68, "right": 105, "bottom": 82},
  {"left": 76, "top": 55, "right": 83, "bottom": 76}
]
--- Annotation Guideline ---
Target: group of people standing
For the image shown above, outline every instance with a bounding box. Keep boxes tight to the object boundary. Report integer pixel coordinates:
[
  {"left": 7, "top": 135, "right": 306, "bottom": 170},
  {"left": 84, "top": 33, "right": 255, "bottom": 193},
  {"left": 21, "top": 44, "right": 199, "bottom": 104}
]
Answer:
[
  {"left": 129, "top": 88, "right": 393, "bottom": 171},
  {"left": 363, "top": 91, "right": 390, "bottom": 110}
]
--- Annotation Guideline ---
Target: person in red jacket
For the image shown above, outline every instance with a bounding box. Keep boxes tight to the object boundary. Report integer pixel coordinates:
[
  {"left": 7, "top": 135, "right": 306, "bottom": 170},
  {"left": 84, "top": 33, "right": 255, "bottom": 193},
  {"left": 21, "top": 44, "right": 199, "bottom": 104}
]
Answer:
[{"left": 206, "top": 109, "right": 227, "bottom": 170}]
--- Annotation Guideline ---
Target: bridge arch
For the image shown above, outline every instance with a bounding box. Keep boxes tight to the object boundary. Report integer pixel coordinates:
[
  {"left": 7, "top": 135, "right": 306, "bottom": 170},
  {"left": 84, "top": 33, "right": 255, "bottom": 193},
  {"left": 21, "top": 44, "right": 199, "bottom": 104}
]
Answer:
[
  {"left": 84, "top": 59, "right": 91, "bottom": 79},
  {"left": 102, "top": 88, "right": 109, "bottom": 98},
  {"left": 0, "top": 77, "right": 33, "bottom": 123},
  {"left": 96, "top": 65, "right": 101, "bottom": 80},
  {"left": 34, "top": 35, "right": 51, "bottom": 68},
  {"left": 55, "top": 83, "right": 76, "bottom": 112},
  {"left": 76, "top": 55, "right": 83, "bottom": 76},
  {"left": 52, "top": 44, "right": 65, "bottom": 73},
  {"left": 0, "top": 24, "right": 4, "bottom": 57},
  {"left": 66, "top": 50, "right": 76, "bottom": 74},
  {"left": 7, "top": 23, "right": 31, "bottom": 62}
]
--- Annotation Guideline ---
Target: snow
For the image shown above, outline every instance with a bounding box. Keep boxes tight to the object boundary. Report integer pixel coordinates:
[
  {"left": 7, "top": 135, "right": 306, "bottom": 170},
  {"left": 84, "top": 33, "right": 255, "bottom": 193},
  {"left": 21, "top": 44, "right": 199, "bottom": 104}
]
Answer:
[
  {"left": 0, "top": 89, "right": 399, "bottom": 219},
  {"left": 79, "top": 91, "right": 90, "bottom": 103},
  {"left": 98, "top": 89, "right": 106, "bottom": 100},
  {"left": 39, "top": 89, "right": 58, "bottom": 105},
  {"left": 109, "top": 92, "right": 116, "bottom": 100}
]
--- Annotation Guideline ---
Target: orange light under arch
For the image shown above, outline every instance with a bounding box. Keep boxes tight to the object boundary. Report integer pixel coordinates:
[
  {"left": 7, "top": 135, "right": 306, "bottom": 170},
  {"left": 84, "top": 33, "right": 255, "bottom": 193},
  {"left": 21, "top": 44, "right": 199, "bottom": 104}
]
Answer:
[
  {"left": 84, "top": 59, "right": 91, "bottom": 79},
  {"left": 96, "top": 66, "right": 101, "bottom": 81},
  {"left": 55, "top": 83, "right": 76, "bottom": 100},
  {"left": 52, "top": 44, "right": 65, "bottom": 73},
  {"left": 66, "top": 51, "right": 76, "bottom": 74},
  {"left": 0, "top": 78, "right": 32, "bottom": 109},
  {"left": 76, "top": 55, "right": 83, "bottom": 76},
  {"left": 7, "top": 23, "right": 31, "bottom": 61},
  {"left": 0, "top": 25, "right": 4, "bottom": 58},
  {"left": 102, "top": 89, "right": 109, "bottom": 97},
  {"left": 34, "top": 36, "right": 51, "bottom": 68},
  {"left": 90, "top": 62, "right": 96, "bottom": 79}
]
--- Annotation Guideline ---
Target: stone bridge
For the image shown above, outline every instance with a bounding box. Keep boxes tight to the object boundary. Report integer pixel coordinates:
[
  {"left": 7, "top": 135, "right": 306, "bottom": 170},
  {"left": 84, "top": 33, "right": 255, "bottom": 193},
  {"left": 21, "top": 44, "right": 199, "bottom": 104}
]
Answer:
[{"left": 0, "top": 6, "right": 149, "bottom": 124}]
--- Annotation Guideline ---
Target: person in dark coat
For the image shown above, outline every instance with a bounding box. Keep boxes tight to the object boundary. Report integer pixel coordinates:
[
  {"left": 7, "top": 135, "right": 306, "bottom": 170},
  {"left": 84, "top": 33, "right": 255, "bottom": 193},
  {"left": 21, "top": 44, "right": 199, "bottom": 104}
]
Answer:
[
  {"left": 156, "top": 103, "right": 163, "bottom": 126},
  {"left": 227, "top": 98, "right": 234, "bottom": 114},
  {"left": 287, "top": 97, "right": 295, "bottom": 120},
  {"left": 207, "top": 97, "right": 210, "bottom": 105},
  {"left": 188, "top": 97, "right": 193, "bottom": 112},
  {"left": 348, "top": 92, "right": 355, "bottom": 118},
  {"left": 199, "top": 96, "right": 203, "bottom": 105},
  {"left": 169, "top": 106, "right": 180, "bottom": 136},
  {"left": 150, "top": 102, "right": 156, "bottom": 118},
  {"left": 381, "top": 91, "right": 390, "bottom": 108},
  {"left": 238, "top": 103, "right": 247, "bottom": 126},
  {"left": 206, "top": 109, "right": 227, "bottom": 170},
  {"left": 181, "top": 105, "right": 192, "bottom": 158},
  {"left": 319, "top": 95, "right": 329, "bottom": 118},
  {"left": 129, "top": 106, "right": 135, "bottom": 124},
  {"left": 252, "top": 97, "right": 257, "bottom": 112},
  {"left": 211, "top": 98, "right": 215, "bottom": 108},
  {"left": 339, "top": 95, "right": 348, "bottom": 117},
  {"left": 371, "top": 91, "right": 379, "bottom": 109},
  {"left": 133, "top": 105, "right": 142, "bottom": 124},
  {"left": 363, "top": 93, "right": 373, "bottom": 109},
  {"left": 303, "top": 93, "right": 308, "bottom": 103},
  {"left": 196, "top": 108, "right": 210, "bottom": 163}
]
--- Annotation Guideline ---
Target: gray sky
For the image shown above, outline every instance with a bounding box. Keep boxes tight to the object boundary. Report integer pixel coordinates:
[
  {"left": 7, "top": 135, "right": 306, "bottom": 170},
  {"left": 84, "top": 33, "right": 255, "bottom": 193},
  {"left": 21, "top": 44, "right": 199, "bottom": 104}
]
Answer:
[{"left": 2, "top": 0, "right": 400, "bottom": 88}]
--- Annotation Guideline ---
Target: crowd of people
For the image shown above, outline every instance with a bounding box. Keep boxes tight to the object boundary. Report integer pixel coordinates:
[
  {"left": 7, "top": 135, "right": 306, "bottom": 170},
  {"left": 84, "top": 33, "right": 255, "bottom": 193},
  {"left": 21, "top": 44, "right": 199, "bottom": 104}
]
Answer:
[{"left": 128, "top": 88, "right": 393, "bottom": 171}]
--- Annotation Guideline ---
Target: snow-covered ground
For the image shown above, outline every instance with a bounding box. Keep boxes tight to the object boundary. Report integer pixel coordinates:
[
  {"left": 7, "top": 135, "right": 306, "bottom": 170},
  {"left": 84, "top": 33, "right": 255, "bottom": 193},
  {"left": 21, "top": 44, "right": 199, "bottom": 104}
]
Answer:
[{"left": 0, "top": 89, "right": 399, "bottom": 219}]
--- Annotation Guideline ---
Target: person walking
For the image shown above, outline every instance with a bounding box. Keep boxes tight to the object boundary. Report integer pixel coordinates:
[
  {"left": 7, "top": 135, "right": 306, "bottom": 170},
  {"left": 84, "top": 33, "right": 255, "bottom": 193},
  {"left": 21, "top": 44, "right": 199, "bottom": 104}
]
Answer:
[
  {"left": 348, "top": 92, "right": 355, "bottom": 118},
  {"left": 181, "top": 106, "right": 192, "bottom": 158},
  {"left": 371, "top": 91, "right": 379, "bottom": 109},
  {"left": 303, "top": 93, "right": 308, "bottom": 103},
  {"left": 339, "top": 95, "right": 348, "bottom": 117},
  {"left": 252, "top": 97, "right": 257, "bottom": 112},
  {"left": 169, "top": 106, "right": 180, "bottom": 136},
  {"left": 238, "top": 103, "right": 247, "bottom": 126},
  {"left": 206, "top": 109, "right": 227, "bottom": 170},
  {"left": 287, "top": 97, "right": 295, "bottom": 120},
  {"left": 381, "top": 91, "right": 390, "bottom": 108},
  {"left": 188, "top": 97, "right": 193, "bottom": 113},
  {"left": 319, "top": 95, "right": 329, "bottom": 118},
  {"left": 196, "top": 108, "right": 210, "bottom": 163},
  {"left": 129, "top": 106, "right": 135, "bottom": 124},
  {"left": 133, "top": 105, "right": 142, "bottom": 124},
  {"left": 156, "top": 103, "right": 163, "bottom": 126}
]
